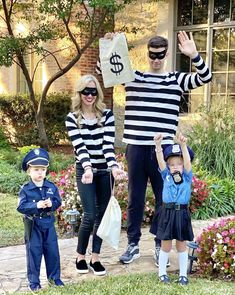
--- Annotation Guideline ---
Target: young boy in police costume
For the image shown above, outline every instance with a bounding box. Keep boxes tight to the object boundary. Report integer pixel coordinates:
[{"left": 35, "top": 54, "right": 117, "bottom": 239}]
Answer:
[{"left": 17, "top": 148, "right": 64, "bottom": 292}]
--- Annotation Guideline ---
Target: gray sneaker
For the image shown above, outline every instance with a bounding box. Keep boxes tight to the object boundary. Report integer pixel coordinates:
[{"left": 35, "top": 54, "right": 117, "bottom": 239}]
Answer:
[
  {"left": 154, "top": 246, "right": 170, "bottom": 267},
  {"left": 119, "top": 243, "right": 140, "bottom": 264}
]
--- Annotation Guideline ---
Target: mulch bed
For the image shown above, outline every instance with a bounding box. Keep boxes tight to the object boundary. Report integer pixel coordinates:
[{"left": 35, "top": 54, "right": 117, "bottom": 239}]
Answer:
[{"left": 50, "top": 145, "right": 74, "bottom": 155}]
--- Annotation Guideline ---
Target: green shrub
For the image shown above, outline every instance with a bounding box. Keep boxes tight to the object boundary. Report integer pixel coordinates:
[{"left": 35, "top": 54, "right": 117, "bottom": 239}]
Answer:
[
  {"left": 0, "top": 126, "right": 11, "bottom": 149},
  {"left": 0, "top": 162, "right": 28, "bottom": 194},
  {"left": 196, "top": 216, "right": 235, "bottom": 279},
  {"left": 49, "top": 152, "right": 74, "bottom": 173},
  {"left": 188, "top": 104, "right": 235, "bottom": 180},
  {"left": 0, "top": 93, "right": 71, "bottom": 146}
]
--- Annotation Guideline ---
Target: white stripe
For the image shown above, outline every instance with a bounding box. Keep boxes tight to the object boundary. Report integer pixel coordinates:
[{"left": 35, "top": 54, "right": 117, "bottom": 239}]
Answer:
[{"left": 126, "top": 100, "right": 180, "bottom": 110}]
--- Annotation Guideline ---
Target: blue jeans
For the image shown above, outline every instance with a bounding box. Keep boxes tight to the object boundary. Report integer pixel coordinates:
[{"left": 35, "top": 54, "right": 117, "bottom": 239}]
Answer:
[
  {"left": 125, "top": 144, "right": 164, "bottom": 246},
  {"left": 76, "top": 164, "right": 113, "bottom": 255}
]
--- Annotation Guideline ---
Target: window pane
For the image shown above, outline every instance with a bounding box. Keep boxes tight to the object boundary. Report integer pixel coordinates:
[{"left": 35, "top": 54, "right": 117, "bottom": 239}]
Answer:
[
  {"left": 193, "top": 0, "right": 208, "bottom": 24},
  {"left": 212, "top": 51, "right": 228, "bottom": 71},
  {"left": 214, "top": 0, "right": 230, "bottom": 23},
  {"left": 228, "top": 73, "right": 235, "bottom": 93},
  {"left": 211, "top": 73, "right": 227, "bottom": 94},
  {"left": 176, "top": 53, "right": 190, "bottom": 72},
  {"left": 193, "top": 30, "right": 207, "bottom": 51},
  {"left": 229, "top": 51, "right": 235, "bottom": 71},
  {"left": 177, "top": 0, "right": 192, "bottom": 26},
  {"left": 232, "top": 0, "right": 235, "bottom": 21},
  {"left": 230, "top": 28, "right": 235, "bottom": 49},
  {"left": 213, "top": 29, "right": 229, "bottom": 50}
]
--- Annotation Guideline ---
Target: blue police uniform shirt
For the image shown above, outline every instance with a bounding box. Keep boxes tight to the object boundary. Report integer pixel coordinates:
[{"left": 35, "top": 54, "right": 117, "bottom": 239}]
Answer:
[
  {"left": 17, "top": 179, "right": 62, "bottom": 220},
  {"left": 160, "top": 167, "right": 193, "bottom": 204}
]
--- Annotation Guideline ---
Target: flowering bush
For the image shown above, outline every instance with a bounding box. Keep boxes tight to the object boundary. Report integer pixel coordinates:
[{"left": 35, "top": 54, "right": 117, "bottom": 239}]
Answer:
[
  {"left": 49, "top": 153, "right": 213, "bottom": 234},
  {"left": 190, "top": 176, "right": 210, "bottom": 214},
  {"left": 196, "top": 216, "right": 235, "bottom": 279},
  {"left": 49, "top": 166, "right": 82, "bottom": 235}
]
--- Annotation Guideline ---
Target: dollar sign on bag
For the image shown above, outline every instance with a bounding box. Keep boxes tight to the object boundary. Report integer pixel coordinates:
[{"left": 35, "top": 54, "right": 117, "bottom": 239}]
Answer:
[{"left": 110, "top": 52, "right": 124, "bottom": 76}]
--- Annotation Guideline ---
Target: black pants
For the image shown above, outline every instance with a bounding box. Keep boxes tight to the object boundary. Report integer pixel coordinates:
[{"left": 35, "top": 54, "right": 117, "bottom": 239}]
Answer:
[
  {"left": 126, "top": 144, "right": 163, "bottom": 245},
  {"left": 76, "top": 165, "right": 114, "bottom": 255}
]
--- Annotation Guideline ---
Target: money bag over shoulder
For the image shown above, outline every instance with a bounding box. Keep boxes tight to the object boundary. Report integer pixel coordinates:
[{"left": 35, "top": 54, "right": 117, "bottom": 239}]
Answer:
[{"left": 99, "top": 33, "right": 135, "bottom": 88}]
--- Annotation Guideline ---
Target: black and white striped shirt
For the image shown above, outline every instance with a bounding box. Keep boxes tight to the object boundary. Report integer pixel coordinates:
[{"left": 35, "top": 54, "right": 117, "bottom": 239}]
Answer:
[
  {"left": 98, "top": 54, "right": 212, "bottom": 146},
  {"left": 65, "top": 109, "right": 117, "bottom": 169}
]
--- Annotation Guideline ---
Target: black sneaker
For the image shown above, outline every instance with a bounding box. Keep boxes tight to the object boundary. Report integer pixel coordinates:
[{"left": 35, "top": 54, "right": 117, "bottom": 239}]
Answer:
[
  {"left": 159, "top": 274, "right": 170, "bottom": 284},
  {"left": 119, "top": 243, "right": 140, "bottom": 264},
  {"left": 48, "top": 278, "right": 64, "bottom": 287},
  {"left": 178, "top": 276, "right": 189, "bottom": 285},
  {"left": 154, "top": 246, "right": 170, "bottom": 267},
  {"left": 89, "top": 261, "right": 106, "bottom": 276},
  {"left": 28, "top": 283, "right": 41, "bottom": 292},
  {"left": 75, "top": 259, "right": 89, "bottom": 274}
]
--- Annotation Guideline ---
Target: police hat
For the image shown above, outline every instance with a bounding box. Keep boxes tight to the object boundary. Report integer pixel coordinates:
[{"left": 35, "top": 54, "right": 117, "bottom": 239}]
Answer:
[
  {"left": 163, "top": 144, "right": 194, "bottom": 161},
  {"left": 22, "top": 148, "right": 49, "bottom": 171}
]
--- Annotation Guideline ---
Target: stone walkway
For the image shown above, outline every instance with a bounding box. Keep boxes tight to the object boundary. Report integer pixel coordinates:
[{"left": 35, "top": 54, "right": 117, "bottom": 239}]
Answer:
[{"left": 0, "top": 218, "right": 224, "bottom": 294}]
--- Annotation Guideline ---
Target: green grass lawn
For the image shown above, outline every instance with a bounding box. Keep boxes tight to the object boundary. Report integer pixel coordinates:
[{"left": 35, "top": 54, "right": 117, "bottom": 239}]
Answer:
[
  {"left": 0, "top": 193, "right": 24, "bottom": 247},
  {"left": 1, "top": 193, "right": 234, "bottom": 293},
  {"left": 19, "top": 273, "right": 235, "bottom": 295}
]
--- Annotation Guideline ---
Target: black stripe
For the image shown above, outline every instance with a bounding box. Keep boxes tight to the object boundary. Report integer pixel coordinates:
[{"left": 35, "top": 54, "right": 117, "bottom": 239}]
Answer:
[
  {"left": 124, "top": 124, "right": 176, "bottom": 134},
  {"left": 126, "top": 95, "right": 181, "bottom": 105},
  {"left": 125, "top": 115, "right": 177, "bottom": 125}
]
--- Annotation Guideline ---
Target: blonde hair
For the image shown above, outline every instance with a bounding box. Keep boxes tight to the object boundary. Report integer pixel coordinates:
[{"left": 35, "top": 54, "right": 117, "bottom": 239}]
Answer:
[{"left": 71, "top": 74, "right": 106, "bottom": 127}]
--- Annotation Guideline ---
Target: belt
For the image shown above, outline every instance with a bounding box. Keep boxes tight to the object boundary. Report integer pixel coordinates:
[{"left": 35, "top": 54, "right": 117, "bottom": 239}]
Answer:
[
  {"left": 162, "top": 203, "right": 188, "bottom": 210},
  {"left": 31, "top": 212, "right": 54, "bottom": 218}
]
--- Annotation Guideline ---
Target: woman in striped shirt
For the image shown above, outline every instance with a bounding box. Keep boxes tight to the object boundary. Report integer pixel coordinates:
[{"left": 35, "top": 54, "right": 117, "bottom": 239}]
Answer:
[{"left": 65, "top": 74, "right": 124, "bottom": 276}]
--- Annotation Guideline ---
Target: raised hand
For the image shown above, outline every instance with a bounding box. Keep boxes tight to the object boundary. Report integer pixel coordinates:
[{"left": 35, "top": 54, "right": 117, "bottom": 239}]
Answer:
[
  {"left": 178, "top": 31, "right": 198, "bottom": 59},
  {"left": 154, "top": 133, "right": 163, "bottom": 145},
  {"left": 177, "top": 132, "right": 187, "bottom": 146}
]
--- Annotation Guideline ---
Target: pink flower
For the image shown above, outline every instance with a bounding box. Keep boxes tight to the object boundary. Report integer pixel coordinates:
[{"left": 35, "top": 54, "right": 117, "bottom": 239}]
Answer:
[
  {"left": 224, "top": 237, "right": 230, "bottom": 243},
  {"left": 59, "top": 189, "right": 65, "bottom": 196},
  {"left": 229, "top": 228, "right": 235, "bottom": 234},
  {"left": 221, "top": 230, "right": 229, "bottom": 237}
]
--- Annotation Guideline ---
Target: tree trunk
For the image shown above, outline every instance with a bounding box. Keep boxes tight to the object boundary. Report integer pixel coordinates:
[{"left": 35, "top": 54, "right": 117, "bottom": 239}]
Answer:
[{"left": 36, "top": 111, "right": 49, "bottom": 150}]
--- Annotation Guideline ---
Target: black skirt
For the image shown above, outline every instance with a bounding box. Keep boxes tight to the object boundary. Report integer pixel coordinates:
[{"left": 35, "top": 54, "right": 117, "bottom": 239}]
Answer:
[{"left": 150, "top": 206, "right": 194, "bottom": 241}]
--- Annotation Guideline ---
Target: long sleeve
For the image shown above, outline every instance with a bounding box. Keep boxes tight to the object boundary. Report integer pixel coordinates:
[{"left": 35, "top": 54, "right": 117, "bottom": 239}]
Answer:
[
  {"left": 176, "top": 54, "right": 212, "bottom": 92},
  {"left": 65, "top": 112, "right": 91, "bottom": 169},
  {"left": 102, "top": 110, "right": 118, "bottom": 168}
]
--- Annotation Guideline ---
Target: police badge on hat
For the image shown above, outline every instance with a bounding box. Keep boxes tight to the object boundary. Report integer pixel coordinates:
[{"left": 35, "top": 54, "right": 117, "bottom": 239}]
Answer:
[{"left": 34, "top": 148, "right": 40, "bottom": 155}]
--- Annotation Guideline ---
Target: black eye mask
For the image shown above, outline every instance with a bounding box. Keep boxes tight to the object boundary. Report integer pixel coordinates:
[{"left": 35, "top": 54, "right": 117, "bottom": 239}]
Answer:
[
  {"left": 81, "top": 87, "right": 98, "bottom": 96},
  {"left": 171, "top": 171, "right": 183, "bottom": 185},
  {"left": 148, "top": 49, "right": 167, "bottom": 60}
]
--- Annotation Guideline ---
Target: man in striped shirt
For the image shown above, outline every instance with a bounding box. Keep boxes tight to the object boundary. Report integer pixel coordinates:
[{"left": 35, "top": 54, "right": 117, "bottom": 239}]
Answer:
[{"left": 98, "top": 31, "right": 212, "bottom": 265}]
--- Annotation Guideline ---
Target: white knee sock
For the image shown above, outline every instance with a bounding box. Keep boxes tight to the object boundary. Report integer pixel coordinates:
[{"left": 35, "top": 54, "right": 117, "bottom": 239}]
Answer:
[
  {"left": 159, "top": 250, "right": 169, "bottom": 277},
  {"left": 178, "top": 251, "right": 188, "bottom": 277}
]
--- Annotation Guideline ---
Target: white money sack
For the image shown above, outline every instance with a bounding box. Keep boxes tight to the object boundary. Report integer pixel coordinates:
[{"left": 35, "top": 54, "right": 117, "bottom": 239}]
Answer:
[{"left": 99, "top": 33, "right": 135, "bottom": 88}]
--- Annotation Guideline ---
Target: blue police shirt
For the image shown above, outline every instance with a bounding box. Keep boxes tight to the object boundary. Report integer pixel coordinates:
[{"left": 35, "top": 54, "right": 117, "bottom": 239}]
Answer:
[
  {"left": 17, "top": 179, "right": 62, "bottom": 221},
  {"left": 160, "top": 167, "right": 193, "bottom": 204}
]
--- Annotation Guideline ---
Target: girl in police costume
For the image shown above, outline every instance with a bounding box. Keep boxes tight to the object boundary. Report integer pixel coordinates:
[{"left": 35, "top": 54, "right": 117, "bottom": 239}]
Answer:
[
  {"left": 17, "top": 148, "right": 64, "bottom": 292},
  {"left": 150, "top": 133, "right": 194, "bottom": 285},
  {"left": 65, "top": 74, "right": 124, "bottom": 276}
]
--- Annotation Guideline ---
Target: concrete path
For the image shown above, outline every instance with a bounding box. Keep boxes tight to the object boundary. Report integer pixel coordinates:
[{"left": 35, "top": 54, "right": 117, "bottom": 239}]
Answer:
[{"left": 0, "top": 218, "right": 226, "bottom": 294}]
